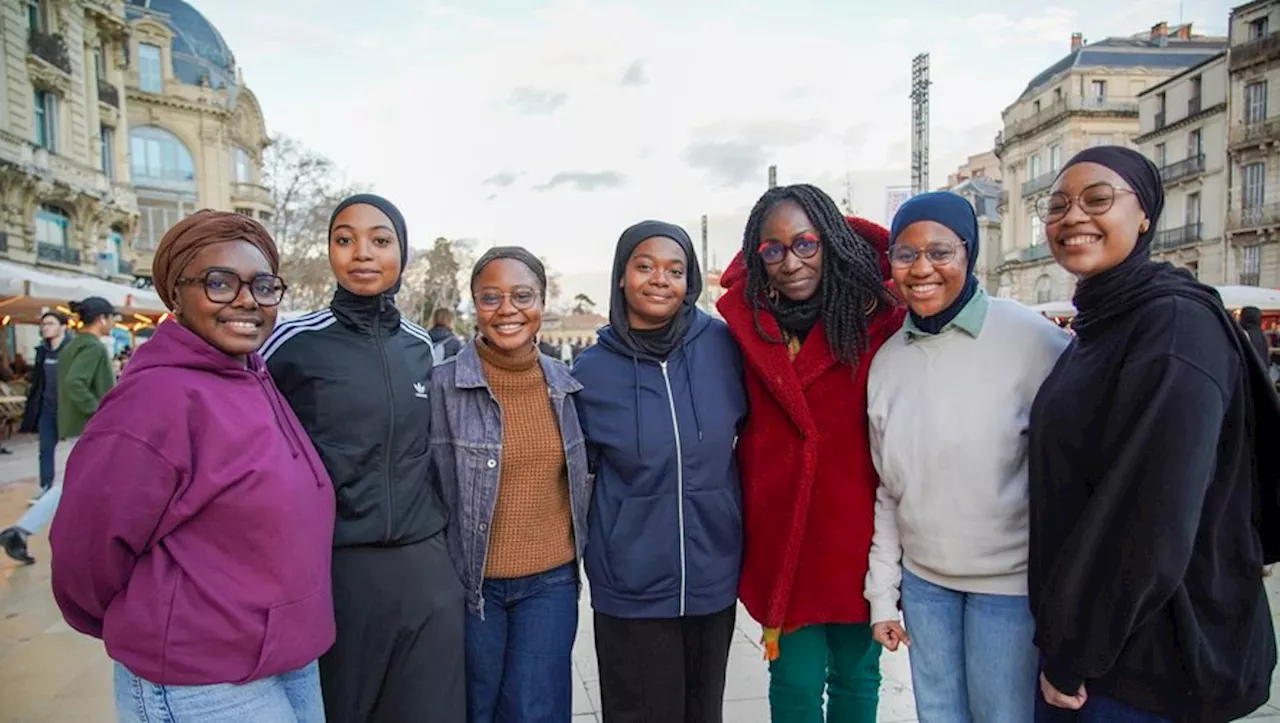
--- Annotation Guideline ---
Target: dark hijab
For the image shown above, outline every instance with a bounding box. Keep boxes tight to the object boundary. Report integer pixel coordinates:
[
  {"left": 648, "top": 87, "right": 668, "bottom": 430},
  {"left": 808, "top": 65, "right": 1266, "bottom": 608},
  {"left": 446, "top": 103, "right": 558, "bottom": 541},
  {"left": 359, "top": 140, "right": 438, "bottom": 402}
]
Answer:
[
  {"left": 888, "top": 191, "right": 980, "bottom": 334},
  {"left": 609, "top": 220, "right": 702, "bottom": 360},
  {"left": 328, "top": 193, "right": 409, "bottom": 297}
]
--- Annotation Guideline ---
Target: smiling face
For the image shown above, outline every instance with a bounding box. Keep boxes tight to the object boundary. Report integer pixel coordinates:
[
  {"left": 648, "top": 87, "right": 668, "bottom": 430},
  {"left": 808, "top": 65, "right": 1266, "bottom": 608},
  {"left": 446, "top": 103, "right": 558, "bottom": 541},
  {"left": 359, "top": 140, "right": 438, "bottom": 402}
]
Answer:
[
  {"left": 329, "top": 203, "right": 402, "bottom": 296},
  {"left": 173, "top": 241, "right": 278, "bottom": 360},
  {"left": 1045, "top": 162, "right": 1148, "bottom": 278},
  {"left": 759, "top": 200, "right": 823, "bottom": 302},
  {"left": 473, "top": 258, "right": 544, "bottom": 353},
  {"left": 623, "top": 236, "right": 688, "bottom": 330},
  {"left": 890, "top": 220, "right": 970, "bottom": 318}
]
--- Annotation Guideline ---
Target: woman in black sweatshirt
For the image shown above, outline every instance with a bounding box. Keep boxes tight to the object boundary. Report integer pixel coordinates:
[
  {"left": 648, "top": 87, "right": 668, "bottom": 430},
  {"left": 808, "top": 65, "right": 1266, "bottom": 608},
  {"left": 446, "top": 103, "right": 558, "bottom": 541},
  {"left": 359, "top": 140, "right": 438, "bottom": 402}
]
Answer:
[{"left": 1027, "top": 146, "right": 1279, "bottom": 722}]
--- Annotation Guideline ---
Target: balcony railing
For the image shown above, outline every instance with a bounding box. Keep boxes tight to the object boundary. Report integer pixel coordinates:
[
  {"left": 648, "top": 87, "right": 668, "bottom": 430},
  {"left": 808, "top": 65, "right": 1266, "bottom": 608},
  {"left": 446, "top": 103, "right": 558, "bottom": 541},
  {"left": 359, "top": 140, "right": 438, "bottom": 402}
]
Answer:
[
  {"left": 1228, "top": 203, "right": 1280, "bottom": 232},
  {"left": 1155, "top": 110, "right": 1167, "bottom": 130},
  {"left": 97, "top": 78, "right": 119, "bottom": 108},
  {"left": 1021, "top": 172, "right": 1057, "bottom": 198},
  {"left": 1152, "top": 223, "right": 1202, "bottom": 252},
  {"left": 1159, "top": 155, "right": 1205, "bottom": 184},
  {"left": 230, "top": 181, "right": 272, "bottom": 207},
  {"left": 37, "top": 243, "right": 80, "bottom": 266},
  {"left": 1229, "top": 117, "right": 1280, "bottom": 149},
  {"left": 1231, "top": 31, "right": 1280, "bottom": 69},
  {"left": 1003, "top": 95, "right": 1139, "bottom": 142},
  {"left": 27, "top": 29, "right": 71, "bottom": 74},
  {"left": 1189, "top": 95, "right": 1202, "bottom": 115},
  {"left": 1020, "top": 243, "right": 1052, "bottom": 262}
]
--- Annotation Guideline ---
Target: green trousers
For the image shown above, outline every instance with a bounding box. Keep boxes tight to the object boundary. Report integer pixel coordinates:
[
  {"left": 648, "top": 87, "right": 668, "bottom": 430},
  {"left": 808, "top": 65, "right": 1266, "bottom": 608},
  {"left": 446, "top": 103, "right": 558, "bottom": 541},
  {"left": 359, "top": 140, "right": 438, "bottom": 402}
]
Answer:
[{"left": 767, "top": 623, "right": 881, "bottom": 723}]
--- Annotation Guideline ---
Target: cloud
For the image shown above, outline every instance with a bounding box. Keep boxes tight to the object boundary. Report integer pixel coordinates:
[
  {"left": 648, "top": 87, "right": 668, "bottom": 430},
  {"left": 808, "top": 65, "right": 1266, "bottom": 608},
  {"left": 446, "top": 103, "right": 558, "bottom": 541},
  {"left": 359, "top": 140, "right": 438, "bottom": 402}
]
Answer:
[
  {"left": 681, "top": 118, "right": 829, "bottom": 187},
  {"left": 507, "top": 87, "right": 569, "bottom": 114},
  {"left": 534, "top": 171, "right": 628, "bottom": 192},
  {"left": 962, "top": 9, "right": 1077, "bottom": 50},
  {"left": 621, "top": 60, "right": 649, "bottom": 86},
  {"left": 483, "top": 171, "right": 521, "bottom": 188},
  {"left": 682, "top": 140, "right": 770, "bottom": 188}
]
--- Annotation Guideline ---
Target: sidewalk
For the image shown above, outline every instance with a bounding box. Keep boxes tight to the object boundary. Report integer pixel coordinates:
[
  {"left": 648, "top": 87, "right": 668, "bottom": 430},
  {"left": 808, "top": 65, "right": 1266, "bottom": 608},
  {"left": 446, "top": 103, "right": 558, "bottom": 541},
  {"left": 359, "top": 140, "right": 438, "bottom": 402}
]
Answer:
[{"left": 0, "top": 437, "right": 1277, "bottom": 721}]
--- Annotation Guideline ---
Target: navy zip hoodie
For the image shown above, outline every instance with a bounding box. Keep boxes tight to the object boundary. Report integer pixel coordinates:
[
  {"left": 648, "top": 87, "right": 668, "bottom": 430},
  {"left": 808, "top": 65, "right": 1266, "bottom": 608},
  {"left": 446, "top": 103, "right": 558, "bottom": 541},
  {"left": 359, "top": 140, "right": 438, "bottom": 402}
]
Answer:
[{"left": 572, "top": 308, "right": 747, "bottom": 619}]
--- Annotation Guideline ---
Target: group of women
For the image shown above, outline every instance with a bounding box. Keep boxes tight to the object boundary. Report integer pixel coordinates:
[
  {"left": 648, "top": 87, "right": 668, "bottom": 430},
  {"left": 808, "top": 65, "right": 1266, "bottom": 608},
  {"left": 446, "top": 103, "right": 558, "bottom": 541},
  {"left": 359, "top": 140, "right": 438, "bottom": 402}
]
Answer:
[{"left": 43, "top": 144, "right": 1279, "bottom": 723}]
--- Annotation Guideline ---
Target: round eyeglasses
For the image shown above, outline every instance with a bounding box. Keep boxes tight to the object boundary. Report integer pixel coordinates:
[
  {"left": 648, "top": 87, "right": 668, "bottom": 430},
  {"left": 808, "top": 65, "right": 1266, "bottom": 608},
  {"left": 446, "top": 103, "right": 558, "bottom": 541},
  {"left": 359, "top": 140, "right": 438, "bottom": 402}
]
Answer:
[
  {"left": 1035, "top": 182, "right": 1138, "bottom": 224},
  {"left": 887, "top": 241, "right": 965, "bottom": 268},
  {"left": 474, "top": 289, "right": 541, "bottom": 311},
  {"left": 175, "top": 270, "right": 288, "bottom": 307},
  {"left": 758, "top": 234, "right": 820, "bottom": 265}
]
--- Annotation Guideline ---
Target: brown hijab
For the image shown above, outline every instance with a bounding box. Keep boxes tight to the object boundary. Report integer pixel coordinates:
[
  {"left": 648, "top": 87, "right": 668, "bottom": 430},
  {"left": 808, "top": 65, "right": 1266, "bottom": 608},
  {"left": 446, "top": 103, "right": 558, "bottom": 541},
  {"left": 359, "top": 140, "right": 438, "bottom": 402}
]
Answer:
[{"left": 151, "top": 209, "right": 280, "bottom": 310}]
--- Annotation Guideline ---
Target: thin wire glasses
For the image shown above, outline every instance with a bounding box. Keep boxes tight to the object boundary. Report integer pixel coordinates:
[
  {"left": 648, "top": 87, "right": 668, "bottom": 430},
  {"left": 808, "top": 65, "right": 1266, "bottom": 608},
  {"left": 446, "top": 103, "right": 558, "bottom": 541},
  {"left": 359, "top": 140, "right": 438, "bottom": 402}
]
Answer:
[
  {"left": 474, "top": 289, "right": 540, "bottom": 311},
  {"left": 175, "top": 270, "right": 288, "bottom": 307},
  {"left": 758, "top": 233, "right": 820, "bottom": 265},
  {"left": 1035, "top": 182, "right": 1138, "bottom": 224},
  {"left": 887, "top": 240, "right": 965, "bottom": 268}
]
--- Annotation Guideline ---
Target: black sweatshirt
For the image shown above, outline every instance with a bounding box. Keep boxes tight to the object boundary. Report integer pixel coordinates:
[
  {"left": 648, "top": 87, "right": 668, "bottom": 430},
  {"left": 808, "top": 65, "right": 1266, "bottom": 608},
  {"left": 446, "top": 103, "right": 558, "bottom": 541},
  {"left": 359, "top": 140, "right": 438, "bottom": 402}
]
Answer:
[{"left": 1028, "top": 295, "right": 1276, "bottom": 722}]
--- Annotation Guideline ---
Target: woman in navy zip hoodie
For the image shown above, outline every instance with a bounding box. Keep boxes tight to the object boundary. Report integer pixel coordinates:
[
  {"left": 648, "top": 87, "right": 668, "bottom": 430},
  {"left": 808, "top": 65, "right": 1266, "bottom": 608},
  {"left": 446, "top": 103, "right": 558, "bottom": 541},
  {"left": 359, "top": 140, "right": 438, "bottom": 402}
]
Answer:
[{"left": 572, "top": 220, "right": 748, "bottom": 723}]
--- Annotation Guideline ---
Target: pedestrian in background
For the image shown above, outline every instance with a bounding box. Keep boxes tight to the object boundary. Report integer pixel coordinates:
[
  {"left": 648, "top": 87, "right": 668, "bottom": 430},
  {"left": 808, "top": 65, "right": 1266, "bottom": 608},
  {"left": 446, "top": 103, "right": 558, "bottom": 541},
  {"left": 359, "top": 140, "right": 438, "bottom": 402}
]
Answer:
[
  {"left": 717, "top": 184, "right": 903, "bottom": 723},
  {"left": 20, "top": 311, "right": 69, "bottom": 498},
  {"left": 265, "top": 193, "right": 465, "bottom": 722},
  {"left": 432, "top": 247, "right": 589, "bottom": 722},
  {"left": 50, "top": 210, "right": 335, "bottom": 722},
  {"left": 574, "top": 220, "right": 747, "bottom": 723},
  {"left": 866, "top": 191, "right": 1068, "bottom": 721},
  {"left": 428, "top": 307, "right": 464, "bottom": 362},
  {"left": 1028, "top": 146, "right": 1279, "bottom": 721}
]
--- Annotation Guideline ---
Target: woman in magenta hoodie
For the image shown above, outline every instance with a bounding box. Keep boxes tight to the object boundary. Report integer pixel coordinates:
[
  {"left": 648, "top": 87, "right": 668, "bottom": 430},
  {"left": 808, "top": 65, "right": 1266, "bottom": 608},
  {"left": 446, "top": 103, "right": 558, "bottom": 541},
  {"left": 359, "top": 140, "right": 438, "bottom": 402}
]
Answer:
[{"left": 49, "top": 210, "right": 335, "bottom": 723}]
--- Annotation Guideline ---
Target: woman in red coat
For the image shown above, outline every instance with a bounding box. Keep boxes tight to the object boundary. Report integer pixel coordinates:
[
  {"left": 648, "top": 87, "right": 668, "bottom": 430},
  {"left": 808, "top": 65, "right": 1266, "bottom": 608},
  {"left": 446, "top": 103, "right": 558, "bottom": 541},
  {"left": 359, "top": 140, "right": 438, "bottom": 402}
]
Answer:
[{"left": 717, "top": 183, "right": 903, "bottom": 722}]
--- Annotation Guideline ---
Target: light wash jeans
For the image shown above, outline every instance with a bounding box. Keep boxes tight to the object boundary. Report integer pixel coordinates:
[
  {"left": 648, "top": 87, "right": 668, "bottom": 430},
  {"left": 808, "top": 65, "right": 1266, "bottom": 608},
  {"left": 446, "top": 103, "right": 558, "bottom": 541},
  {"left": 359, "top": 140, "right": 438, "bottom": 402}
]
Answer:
[
  {"left": 114, "top": 661, "right": 324, "bottom": 722},
  {"left": 901, "top": 568, "right": 1038, "bottom": 723},
  {"left": 15, "top": 484, "right": 60, "bottom": 534}
]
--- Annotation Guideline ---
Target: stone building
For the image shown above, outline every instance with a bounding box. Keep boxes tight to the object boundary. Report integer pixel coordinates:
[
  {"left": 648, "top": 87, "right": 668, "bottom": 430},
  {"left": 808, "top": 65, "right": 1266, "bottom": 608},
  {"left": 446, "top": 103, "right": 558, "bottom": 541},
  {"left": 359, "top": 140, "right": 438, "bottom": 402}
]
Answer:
[
  {"left": 993, "top": 22, "right": 1226, "bottom": 304},
  {"left": 1226, "top": 0, "right": 1280, "bottom": 289},
  {"left": 0, "top": 0, "right": 269, "bottom": 292},
  {"left": 1136, "top": 52, "right": 1229, "bottom": 284}
]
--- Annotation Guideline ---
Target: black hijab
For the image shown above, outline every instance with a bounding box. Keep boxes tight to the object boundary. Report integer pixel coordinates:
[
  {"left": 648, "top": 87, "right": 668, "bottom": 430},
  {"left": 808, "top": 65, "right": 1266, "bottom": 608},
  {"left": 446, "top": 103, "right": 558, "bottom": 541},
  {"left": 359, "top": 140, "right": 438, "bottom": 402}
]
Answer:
[
  {"left": 609, "top": 220, "right": 702, "bottom": 360},
  {"left": 328, "top": 193, "right": 410, "bottom": 298}
]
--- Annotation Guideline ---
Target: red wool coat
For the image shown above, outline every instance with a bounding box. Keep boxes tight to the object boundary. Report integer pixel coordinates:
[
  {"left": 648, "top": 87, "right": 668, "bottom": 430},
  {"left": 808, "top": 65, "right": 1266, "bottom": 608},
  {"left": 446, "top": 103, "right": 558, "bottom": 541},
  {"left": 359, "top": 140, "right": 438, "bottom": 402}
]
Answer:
[{"left": 717, "top": 217, "right": 904, "bottom": 634}]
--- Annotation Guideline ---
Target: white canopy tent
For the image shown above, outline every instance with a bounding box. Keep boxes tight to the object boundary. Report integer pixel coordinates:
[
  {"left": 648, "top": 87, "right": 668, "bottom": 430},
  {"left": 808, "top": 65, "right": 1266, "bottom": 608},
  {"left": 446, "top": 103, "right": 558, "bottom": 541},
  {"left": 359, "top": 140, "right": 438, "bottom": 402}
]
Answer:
[{"left": 0, "top": 260, "right": 167, "bottom": 323}]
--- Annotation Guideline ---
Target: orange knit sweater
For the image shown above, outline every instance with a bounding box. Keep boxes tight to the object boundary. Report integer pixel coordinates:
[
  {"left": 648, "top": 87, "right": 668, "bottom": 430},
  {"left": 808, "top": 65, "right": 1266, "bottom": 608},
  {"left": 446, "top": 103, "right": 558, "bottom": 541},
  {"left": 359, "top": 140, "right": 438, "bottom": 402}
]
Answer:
[{"left": 476, "top": 341, "right": 575, "bottom": 579}]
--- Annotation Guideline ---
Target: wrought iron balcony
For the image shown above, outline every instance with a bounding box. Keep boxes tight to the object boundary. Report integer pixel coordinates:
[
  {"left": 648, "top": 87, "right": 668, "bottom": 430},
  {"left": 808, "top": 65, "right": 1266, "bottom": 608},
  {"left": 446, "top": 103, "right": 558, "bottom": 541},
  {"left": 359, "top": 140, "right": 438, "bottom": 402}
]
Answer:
[
  {"left": 1228, "top": 202, "right": 1280, "bottom": 232},
  {"left": 37, "top": 243, "right": 81, "bottom": 266},
  {"left": 1152, "top": 223, "right": 1202, "bottom": 252},
  {"left": 97, "top": 78, "right": 119, "bottom": 108},
  {"left": 1021, "top": 172, "right": 1057, "bottom": 198},
  {"left": 1002, "top": 96, "right": 1139, "bottom": 143},
  {"left": 1231, "top": 31, "right": 1280, "bottom": 70},
  {"left": 1159, "top": 155, "right": 1205, "bottom": 184},
  {"left": 28, "top": 29, "right": 71, "bottom": 74}
]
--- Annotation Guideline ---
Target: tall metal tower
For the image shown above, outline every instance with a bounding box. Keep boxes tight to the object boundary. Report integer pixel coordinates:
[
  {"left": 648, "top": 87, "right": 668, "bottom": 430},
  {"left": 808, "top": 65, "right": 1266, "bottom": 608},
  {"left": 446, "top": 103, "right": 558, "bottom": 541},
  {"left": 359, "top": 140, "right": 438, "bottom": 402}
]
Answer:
[
  {"left": 910, "top": 53, "right": 931, "bottom": 195},
  {"left": 700, "top": 214, "right": 710, "bottom": 310},
  {"left": 767, "top": 165, "right": 777, "bottom": 189}
]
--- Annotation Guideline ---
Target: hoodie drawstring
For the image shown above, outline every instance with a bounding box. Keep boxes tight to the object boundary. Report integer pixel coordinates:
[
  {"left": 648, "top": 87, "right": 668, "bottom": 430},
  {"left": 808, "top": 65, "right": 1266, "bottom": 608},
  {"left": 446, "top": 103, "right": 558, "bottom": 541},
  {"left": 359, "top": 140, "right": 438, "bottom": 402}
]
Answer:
[
  {"left": 681, "top": 342, "right": 704, "bottom": 442},
  {"left": 632, "top": 356, "right": 643, "bottom": 457}
]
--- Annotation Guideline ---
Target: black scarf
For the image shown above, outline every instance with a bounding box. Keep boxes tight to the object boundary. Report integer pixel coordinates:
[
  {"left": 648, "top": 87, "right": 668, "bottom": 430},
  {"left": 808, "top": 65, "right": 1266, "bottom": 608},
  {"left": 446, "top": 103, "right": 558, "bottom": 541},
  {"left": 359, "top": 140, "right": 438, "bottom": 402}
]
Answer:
[
  {"left": 608, "top": 220, "right": 702, "bottom": 360},
  {"left": 770, "top": 293, "right": 823, "bottom": 340}
]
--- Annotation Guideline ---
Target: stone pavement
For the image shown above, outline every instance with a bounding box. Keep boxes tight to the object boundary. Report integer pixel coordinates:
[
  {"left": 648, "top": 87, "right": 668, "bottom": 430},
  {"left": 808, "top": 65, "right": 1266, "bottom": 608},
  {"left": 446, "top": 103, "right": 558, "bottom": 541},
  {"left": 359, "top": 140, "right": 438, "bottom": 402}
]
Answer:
[{"left": 0, "top": 436, "right": 1277, "bottom": 722}]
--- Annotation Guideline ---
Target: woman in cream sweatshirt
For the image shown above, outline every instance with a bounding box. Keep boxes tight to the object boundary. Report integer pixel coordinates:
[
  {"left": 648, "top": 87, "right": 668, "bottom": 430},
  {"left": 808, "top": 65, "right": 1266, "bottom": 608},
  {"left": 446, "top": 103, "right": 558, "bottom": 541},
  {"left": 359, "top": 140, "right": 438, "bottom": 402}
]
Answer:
[{"left": 865, "top": 192, "right": 1068, "bottom": 722}]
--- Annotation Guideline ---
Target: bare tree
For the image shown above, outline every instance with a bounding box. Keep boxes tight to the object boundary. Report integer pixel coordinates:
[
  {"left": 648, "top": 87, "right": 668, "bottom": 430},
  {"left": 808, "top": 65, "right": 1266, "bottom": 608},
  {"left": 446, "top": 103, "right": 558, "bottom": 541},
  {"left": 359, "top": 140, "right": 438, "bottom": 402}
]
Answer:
[
  {"left": 540, "top": 256, "right": 563, "bottom": 311},
  {"left": 572, "top": 293, "right": 597, "bottom": 315}
]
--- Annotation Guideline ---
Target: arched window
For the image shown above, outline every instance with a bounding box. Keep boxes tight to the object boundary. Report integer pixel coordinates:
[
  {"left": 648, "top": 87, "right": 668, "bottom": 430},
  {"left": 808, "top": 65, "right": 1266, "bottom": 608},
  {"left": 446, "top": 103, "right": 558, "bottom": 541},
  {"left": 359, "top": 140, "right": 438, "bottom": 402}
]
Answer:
[
  {"left": 129, "top": 126, "right": 195, "bottom": 187},
  {"left": 1034, "top": 274, "right": 1053, "bottom": 304},
  {"left": 232, "top": 146, "right": 253, "bottom": 183}
]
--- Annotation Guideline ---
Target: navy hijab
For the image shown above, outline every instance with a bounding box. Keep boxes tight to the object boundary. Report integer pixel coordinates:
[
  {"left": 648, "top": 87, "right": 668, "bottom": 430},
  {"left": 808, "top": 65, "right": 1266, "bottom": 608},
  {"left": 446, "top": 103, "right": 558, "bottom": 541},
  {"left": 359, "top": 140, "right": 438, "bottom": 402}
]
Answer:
[
  {"left": 328, "top": 193, "right": 410, "bottom": 298},
  {"left": 889, "top": 191, "right": 981, "bottom": 334}
]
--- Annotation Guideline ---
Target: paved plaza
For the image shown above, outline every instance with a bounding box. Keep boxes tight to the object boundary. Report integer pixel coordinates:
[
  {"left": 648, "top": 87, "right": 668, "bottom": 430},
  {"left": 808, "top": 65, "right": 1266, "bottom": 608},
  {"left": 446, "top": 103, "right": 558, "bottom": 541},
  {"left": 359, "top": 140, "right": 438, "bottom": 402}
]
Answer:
[{"left": 0, "top": 437, "right": 1278, "bottom": 722}]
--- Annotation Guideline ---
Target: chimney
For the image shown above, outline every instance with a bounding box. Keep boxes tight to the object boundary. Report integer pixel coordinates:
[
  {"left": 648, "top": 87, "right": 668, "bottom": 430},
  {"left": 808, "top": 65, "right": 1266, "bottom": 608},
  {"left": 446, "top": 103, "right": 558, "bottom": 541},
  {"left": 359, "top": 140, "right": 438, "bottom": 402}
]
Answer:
[
  {"left": 1152, "top": 21, "right": 1168, "bottom": 46},
  {"left": 1071, "top": 32, "right": 1084, "bottom": 51}
]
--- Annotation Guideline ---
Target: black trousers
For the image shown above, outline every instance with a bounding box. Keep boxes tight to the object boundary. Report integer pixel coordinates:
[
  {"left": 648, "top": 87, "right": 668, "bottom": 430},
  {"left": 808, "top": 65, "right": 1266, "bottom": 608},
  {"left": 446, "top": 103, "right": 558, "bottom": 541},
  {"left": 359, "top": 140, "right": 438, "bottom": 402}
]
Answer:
[
  {"left": 594, "top": 604, "right": 737, "bottom": 723},
  {"left": 322, "top": 532, "right": 466, "bottom": 723}
]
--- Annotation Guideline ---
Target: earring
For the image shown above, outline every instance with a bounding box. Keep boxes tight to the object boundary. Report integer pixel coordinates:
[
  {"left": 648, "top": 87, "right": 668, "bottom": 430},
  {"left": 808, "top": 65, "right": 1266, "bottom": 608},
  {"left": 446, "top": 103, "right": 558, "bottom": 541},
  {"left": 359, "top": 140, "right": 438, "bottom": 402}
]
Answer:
[{"left": 1140, "top": 221, "right": 1150, "bottom": 233}]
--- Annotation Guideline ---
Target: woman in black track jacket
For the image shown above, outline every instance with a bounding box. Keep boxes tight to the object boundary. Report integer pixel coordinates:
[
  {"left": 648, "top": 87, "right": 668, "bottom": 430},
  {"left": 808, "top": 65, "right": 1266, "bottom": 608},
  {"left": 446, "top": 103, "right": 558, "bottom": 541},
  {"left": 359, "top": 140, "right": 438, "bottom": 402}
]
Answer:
[{"left": 264, "top": 194, "right": 464, "bottom": 723}]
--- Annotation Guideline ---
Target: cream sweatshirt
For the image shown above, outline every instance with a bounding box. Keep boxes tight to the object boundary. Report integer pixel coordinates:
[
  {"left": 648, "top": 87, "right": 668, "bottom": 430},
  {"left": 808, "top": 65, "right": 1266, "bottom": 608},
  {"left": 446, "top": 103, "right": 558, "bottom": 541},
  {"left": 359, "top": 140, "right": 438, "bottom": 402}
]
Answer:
[{"left": 865, "top": 293, "right": 1069, "bottom": 624}]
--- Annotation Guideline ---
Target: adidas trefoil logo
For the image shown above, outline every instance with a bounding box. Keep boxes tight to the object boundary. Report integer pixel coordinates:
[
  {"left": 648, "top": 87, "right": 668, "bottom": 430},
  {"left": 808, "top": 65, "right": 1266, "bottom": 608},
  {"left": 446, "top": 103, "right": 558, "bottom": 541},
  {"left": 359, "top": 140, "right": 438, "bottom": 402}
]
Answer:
[{"left": 413, "top": 382, "right": 429, "bottom": 399}]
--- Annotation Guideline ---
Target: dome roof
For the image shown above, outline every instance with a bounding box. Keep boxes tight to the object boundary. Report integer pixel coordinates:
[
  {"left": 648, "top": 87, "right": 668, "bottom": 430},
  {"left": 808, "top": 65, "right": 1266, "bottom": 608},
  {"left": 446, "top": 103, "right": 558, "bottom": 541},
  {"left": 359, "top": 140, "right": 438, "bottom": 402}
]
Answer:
[{"left": 126, "top": 0, "right": 236, "bottom": 91}]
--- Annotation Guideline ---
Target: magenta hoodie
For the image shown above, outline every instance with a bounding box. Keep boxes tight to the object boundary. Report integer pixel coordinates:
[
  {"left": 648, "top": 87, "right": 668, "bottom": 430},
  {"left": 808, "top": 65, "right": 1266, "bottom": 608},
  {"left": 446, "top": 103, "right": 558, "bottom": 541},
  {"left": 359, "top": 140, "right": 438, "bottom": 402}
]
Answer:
[{"left": 50, "top": 319, "right": 336, "bottom": 686}]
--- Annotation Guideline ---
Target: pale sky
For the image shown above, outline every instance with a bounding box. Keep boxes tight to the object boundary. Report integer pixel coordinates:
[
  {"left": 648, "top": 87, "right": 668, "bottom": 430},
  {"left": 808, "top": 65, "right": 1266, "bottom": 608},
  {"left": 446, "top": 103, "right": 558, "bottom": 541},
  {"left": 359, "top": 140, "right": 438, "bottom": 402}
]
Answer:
[{"left": 201, "top": 0, "right": 1232, "bottom": 307}]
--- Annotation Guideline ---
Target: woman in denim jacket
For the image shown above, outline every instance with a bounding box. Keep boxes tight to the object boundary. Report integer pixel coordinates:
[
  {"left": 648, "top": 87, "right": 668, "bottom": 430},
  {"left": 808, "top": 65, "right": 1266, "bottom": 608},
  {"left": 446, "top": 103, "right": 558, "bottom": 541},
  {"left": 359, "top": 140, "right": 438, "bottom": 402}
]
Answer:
[{"left": 430, "top": 246, "right": 591, "bottom": 723}]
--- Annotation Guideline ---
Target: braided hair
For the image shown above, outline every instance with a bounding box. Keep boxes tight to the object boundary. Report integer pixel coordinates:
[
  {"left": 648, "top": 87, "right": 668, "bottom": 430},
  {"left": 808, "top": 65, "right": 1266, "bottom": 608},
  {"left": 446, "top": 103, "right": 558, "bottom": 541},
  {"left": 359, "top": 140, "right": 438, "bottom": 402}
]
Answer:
[{"left": 741, "top": 183, "right": 894, "bottom": 366}]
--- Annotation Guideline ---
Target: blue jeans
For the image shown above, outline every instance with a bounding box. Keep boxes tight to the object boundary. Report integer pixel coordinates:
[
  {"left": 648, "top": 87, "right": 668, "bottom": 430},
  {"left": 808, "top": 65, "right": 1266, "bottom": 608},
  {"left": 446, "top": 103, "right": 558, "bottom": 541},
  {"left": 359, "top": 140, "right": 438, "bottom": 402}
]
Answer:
[
  {"left": 901, "top": 569, "right": 1038, "bottom": 723},
  {"left": 465, "top": 562, "right": 579, "bottom": 723},
  {"left": 37, "top": 400, "right": 57, "bottom": 491},
  {"left": 114, "top": 661, "right": 323, "bottom": 722},
  {"left": 1035, "top": 691, "right": 1170, "bottom": 722}
]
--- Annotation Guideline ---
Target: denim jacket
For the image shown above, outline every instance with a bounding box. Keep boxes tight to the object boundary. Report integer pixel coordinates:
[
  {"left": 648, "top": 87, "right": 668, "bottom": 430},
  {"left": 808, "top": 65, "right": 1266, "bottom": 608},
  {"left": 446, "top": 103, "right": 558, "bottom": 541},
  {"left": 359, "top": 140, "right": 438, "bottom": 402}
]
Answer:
[{"left": 429, "top": 340, "right": 591, "bottom": 618}]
